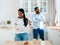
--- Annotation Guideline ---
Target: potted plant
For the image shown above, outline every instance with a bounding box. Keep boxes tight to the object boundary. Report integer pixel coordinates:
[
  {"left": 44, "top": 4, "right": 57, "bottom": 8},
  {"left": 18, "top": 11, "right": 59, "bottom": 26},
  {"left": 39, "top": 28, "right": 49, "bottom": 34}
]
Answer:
[
  {"left": 7, "top": 20, "right": 11, "bottom": 24},
  {"left": 6, "top": 20, "right": 11, "bottom": 27}
]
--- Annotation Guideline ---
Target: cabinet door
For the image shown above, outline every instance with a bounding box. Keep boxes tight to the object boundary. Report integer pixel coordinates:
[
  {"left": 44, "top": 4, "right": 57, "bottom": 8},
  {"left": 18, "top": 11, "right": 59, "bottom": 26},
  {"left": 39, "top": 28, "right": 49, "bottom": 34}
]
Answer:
[
  {"left": 47, "top": 29, "right": 55, "bottom": 41},
  {"left": 54, "top": 30, "right": 60, "bottom": 45},
  {"left": 47, "top": 29, "right": 60, "bottom": 45}
]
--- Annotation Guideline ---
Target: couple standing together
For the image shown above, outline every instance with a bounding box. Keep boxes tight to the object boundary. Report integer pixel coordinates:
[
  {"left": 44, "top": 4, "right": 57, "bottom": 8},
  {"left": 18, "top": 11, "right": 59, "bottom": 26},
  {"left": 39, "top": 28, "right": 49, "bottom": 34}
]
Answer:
[{"left": 14, "top": 7, "right": 45, "bottom": 41}]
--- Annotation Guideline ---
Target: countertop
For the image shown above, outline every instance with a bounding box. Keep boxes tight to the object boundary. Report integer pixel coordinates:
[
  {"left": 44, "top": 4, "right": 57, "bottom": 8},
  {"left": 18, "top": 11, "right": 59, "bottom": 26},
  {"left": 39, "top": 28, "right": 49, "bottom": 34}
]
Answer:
[
  {"left": 46, "top": 26, "right": 60, "bottom": 30},
  {"left": 0, "top": 26, "right": 60, "bottom": 30},
  {"left": 0, "top": 27, "right": 14, "bottom": 30}
]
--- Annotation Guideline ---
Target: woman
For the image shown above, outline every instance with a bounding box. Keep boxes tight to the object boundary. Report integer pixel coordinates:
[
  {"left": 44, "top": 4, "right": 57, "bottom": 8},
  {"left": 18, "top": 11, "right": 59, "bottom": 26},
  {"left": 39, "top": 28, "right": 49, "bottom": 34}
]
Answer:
[{"left": 14, "top": 8, "right": 30, "bottom": 41}]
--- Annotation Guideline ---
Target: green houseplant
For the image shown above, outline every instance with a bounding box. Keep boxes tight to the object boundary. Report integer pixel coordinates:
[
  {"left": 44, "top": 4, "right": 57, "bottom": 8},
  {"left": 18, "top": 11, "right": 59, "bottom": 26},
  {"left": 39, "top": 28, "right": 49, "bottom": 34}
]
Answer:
[{"left": 7, "top": 20, "right": 11, "bottom": 24}]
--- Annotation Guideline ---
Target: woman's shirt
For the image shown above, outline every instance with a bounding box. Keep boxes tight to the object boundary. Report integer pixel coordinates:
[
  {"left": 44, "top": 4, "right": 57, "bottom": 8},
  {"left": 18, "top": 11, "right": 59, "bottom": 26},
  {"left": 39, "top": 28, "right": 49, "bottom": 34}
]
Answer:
[{"left": 14, "top": 18, "right": 30, "bottom": 34}]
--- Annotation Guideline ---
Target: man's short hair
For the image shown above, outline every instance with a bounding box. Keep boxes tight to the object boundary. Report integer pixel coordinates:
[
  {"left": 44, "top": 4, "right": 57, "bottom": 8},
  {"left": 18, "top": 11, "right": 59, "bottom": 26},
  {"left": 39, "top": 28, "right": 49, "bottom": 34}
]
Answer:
[{"left": 34, "top": 7, "right": 39, "bottom": 11}]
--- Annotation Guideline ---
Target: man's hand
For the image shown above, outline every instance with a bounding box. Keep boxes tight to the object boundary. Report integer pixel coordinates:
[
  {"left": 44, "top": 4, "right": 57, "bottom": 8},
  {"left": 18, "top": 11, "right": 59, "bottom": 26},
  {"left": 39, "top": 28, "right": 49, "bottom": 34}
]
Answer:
[{"left": 35, "top": 18, "right": 38, "bottom": 20}]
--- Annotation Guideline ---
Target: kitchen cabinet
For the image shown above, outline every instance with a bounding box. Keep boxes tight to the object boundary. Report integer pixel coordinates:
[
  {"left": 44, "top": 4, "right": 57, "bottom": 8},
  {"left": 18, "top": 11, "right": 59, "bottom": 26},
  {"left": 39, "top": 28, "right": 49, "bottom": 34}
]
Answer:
[
  {"left": 47, "top": 28, "right": 60, "bottom": 45},
  {"left": 0, "top": 29, "right": 16, "bottom": 41},
  {"left": 0, "top": 28, "right": 16, "bottom": 45},
  {"left": 0, "top": 27, "right": 33, "bottom": 45},
  {"left": 0, "top": 29, "right": 32, "bottom": 41}
]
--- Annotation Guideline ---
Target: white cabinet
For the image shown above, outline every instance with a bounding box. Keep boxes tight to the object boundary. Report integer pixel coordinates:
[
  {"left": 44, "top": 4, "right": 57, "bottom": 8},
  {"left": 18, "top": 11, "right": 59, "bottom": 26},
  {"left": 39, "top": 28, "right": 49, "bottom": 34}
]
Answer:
[
  {"left": 0, "top": 29, "right": 16, "bottom": 41},
  {"left": 47, "top": 29, "right": 60, "bottom": 45}
]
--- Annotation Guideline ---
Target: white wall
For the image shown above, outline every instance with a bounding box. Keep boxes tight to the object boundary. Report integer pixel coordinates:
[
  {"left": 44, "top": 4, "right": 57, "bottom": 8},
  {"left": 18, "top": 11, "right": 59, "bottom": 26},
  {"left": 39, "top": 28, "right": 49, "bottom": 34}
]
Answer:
[
  {"left": 0, "top": 1, "right": 19, "bottom": 44},
  {"left": 0, "top": 0, "right": 19, "bottom": 21}
]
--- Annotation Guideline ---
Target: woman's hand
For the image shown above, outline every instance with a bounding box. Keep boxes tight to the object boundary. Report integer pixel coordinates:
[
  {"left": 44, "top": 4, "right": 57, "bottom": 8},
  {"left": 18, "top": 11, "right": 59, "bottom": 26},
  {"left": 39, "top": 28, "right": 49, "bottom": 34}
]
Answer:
[
  {"left": 28, "top": 20, "right": 32, "bottom": 23},
  {"left": 28, "top": 20, "right": 33, "bottom": 29},
  {"left": 16, "top": 28, "right": 19, "bottom": 31}
]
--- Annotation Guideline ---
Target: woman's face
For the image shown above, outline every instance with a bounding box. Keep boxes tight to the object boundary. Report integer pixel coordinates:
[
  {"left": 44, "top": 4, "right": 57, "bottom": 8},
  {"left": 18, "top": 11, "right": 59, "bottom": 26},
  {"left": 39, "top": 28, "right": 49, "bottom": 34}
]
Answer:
[{"left": 18, "top": 11, "right": 23, "bottom": 18}]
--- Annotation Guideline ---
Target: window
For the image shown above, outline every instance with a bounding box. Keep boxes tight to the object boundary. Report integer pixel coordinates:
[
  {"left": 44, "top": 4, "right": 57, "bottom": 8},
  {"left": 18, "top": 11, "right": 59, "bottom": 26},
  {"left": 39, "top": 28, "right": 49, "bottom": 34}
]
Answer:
[
  {"left": 31, "top": 0, "right": 37, "bottom": 12},
  {"left": 23, "top": 0, "right": 28, "bottom": 12},
  {"left": 20, "top": 0, "right": 48, "bottom": 14},
  {"left": 40, "top": 0, "right": 47, "bottom": 12}
]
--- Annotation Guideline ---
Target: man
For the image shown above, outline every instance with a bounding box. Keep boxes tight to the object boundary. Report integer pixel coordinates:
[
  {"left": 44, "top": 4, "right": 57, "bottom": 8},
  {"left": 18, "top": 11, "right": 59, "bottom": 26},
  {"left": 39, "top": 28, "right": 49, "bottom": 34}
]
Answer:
[{"left": 31, "top": 7, "right": 45, "bottom": 40}]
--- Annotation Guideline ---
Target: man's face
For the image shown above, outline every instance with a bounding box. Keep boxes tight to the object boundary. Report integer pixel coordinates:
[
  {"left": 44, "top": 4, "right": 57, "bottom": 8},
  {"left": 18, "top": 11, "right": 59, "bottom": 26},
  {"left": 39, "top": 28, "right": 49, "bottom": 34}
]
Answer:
[{"left": 35, "top": 8, "right": 40, "bottom": 14}]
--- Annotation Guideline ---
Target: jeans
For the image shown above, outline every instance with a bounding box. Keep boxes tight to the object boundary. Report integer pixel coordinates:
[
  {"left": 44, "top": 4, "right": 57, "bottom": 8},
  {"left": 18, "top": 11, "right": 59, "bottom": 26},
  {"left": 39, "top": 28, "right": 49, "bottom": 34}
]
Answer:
[
  {"left": 15, "top": 33, "right": 29, "bottom": 41},
  {"left": 33, "top": 28, "right": 44, "bottom": 40}
]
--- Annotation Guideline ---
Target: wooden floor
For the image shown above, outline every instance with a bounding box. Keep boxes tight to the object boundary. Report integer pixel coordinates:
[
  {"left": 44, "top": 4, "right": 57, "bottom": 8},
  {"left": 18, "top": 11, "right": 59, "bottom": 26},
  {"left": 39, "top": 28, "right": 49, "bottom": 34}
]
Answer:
[{"left": 3, "top": 40, "right": 52, "bottom": 45}]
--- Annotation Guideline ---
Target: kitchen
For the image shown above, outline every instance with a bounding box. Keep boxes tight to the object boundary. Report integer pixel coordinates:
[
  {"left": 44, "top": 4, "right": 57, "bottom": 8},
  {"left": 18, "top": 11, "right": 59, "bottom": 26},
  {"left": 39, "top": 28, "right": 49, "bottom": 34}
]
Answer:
[{"left": 0, "top": 0, "right": 60, "bottom": 45}]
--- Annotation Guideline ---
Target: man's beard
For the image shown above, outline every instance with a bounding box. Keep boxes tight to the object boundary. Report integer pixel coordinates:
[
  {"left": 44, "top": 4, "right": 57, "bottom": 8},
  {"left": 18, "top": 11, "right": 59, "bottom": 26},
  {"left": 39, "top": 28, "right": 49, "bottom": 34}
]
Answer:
[{"left": 36, "top": 11, "right": 40, "bottom": 14}]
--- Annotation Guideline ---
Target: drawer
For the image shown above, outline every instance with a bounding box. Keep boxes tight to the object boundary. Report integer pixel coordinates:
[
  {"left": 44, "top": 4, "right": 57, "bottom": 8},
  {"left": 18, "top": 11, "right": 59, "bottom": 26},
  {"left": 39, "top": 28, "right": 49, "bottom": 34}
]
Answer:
[
  {"left": 52, "top": 30, "right": 60, "bottom": 35},
  {"left": 47, "top": 29, "right": 60, "bottom": 45}
]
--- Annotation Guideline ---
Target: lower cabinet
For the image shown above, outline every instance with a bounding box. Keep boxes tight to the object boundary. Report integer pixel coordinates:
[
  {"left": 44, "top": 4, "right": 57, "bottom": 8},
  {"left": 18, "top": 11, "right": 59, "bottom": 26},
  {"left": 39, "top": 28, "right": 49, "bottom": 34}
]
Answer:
[{"left": 47, "top": 29, "right": 60, "bottom": 45}]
